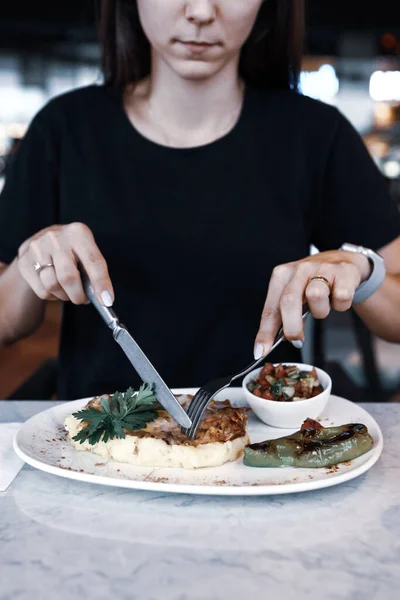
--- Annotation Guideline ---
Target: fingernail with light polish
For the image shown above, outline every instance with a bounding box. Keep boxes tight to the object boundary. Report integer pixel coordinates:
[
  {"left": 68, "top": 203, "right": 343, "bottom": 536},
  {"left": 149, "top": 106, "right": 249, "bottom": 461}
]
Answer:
[
  {"left": 101, "top": 291, "right": 113, "bottom": 307},
  {"left": 254, "top": 344, "right": 264, "bottom": 360},
  {"left": 292, "top": 340, "right": 303, "bottom": 349}
]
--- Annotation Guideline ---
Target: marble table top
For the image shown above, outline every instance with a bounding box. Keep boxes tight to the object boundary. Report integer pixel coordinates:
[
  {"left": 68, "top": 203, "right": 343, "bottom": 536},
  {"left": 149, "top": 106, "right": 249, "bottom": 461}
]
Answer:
[{"left": 1, "top": 401, "right": 400, "bottom": 600}]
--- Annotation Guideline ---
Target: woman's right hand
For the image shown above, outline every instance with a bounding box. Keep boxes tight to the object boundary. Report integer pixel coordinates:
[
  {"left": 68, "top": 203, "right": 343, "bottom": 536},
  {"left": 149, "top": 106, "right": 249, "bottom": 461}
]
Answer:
[{"left": 17, "top": 222, "right": 114, "bottom": 306}]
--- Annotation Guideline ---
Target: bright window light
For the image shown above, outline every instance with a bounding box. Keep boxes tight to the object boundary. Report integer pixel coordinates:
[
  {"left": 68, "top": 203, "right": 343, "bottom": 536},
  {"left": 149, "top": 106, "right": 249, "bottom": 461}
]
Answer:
[
  {"left": 300, "top": 65, "right": 339, "bottom": 102},
  {"left": 0, "top": 86, "right": 46, "bottom": 122},
  {"left": 383, "top": 160, "right": 400, "bottom": 179},
  {"left": 369, "top": 71, "right": 400, "bottom": 102}
]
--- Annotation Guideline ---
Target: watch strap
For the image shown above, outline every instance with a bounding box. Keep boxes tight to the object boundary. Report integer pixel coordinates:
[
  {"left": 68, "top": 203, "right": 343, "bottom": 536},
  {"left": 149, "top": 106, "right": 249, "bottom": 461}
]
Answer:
[{"left": 340, "top": 243, "right": 386, "bottom": 304}]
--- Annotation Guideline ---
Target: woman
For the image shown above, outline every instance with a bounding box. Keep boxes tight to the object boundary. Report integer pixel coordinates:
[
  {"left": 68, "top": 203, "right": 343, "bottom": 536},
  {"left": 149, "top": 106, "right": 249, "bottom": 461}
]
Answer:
[{"left": 0, "top": 0, "right": 399, "bottom": 400}]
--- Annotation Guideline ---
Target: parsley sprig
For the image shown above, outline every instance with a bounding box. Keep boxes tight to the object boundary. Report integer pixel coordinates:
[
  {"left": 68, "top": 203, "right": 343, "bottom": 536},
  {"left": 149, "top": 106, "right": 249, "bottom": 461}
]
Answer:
[{"left": 72, "top": 383, "right": 159, "bottom": 445}]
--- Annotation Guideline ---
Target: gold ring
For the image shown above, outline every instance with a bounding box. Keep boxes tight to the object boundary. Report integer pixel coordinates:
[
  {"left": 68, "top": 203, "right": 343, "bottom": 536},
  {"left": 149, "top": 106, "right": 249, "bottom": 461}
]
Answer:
[{"left": 309, "top": 276, "right": 331, "bottom": 289}]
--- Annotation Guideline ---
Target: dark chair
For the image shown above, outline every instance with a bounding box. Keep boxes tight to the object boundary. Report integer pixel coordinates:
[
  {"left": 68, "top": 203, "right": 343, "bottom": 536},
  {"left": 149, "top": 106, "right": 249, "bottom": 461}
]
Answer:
[{"left": 311, "top": 309, "right": 388, "bottom": 403}]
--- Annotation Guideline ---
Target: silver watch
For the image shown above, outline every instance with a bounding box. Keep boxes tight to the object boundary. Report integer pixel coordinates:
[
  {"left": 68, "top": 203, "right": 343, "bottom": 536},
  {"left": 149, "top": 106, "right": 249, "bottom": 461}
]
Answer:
[{"left": 340, "top": 243, "right": 386, "bottom": 304}]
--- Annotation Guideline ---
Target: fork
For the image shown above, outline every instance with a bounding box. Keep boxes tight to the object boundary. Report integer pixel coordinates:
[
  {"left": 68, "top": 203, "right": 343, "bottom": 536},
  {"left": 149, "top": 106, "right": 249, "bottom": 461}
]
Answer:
[{"left": 182, "top": 309, "right": 310, "bottom": 438}]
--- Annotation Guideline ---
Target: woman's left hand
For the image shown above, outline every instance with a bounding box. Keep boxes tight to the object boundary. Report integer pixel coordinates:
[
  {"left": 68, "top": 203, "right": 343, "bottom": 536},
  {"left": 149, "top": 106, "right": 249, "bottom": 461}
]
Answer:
[{"left": 253, "top": 250, "right": 371, "bottom": 359}]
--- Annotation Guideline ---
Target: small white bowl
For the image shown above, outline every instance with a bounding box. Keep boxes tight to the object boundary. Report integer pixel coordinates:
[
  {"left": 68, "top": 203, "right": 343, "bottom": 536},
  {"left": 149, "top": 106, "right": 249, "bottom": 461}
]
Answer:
[{"left": 242, "top": 362, "right": 332, "bottom": 429}]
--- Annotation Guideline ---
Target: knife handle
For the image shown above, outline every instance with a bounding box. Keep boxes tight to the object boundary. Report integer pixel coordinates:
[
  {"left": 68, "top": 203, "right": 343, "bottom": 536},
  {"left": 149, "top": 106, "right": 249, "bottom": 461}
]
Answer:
[{"left": 79, "top": 265, "right": 120, "bottom": 331}]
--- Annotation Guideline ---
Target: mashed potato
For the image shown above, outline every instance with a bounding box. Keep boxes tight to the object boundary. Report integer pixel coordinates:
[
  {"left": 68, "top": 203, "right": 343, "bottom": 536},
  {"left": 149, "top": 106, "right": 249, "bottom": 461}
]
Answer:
[
  {"left": 65, "top": 414, "right": 249, "bottom": 469},
  {"left": 64, "top": 394, "right": 249, "bottom": 469}
]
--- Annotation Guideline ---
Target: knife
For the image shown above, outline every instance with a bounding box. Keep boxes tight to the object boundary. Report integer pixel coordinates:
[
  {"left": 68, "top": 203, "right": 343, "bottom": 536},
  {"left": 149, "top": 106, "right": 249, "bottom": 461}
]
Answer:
[{"left": 80, "top": 268, "right": 192, "bottom": 428}]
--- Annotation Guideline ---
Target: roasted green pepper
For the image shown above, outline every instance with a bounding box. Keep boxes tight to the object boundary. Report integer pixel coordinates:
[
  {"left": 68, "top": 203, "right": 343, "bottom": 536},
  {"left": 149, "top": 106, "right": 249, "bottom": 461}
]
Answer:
[{"left": 244, "top": 421, "right": 374, "bottom": 468}]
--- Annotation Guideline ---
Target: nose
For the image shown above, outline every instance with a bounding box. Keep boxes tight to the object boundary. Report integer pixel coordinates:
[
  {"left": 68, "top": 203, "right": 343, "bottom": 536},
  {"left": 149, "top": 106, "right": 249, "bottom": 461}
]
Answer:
[{"left": 185, "top": 1, "right": 216, "bottom": 25}]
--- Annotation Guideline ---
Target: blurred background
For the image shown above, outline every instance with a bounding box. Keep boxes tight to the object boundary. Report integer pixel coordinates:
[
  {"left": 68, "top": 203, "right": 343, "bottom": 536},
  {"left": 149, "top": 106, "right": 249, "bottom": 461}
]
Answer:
[{"left": 0, "top": 0, "right": 400, "bottom": 401}]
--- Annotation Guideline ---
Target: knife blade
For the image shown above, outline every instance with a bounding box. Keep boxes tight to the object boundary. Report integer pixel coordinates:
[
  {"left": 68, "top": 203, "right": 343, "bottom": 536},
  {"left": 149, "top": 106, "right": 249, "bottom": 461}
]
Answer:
[
  {"left": 80, "top": 268, "right": 192, "bottom": 428},
  {"left": 113, "top": 327, "right": 191, "bottom": 427}
]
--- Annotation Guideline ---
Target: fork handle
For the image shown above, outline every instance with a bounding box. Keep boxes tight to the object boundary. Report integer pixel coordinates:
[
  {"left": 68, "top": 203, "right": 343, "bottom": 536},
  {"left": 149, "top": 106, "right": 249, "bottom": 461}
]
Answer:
[
  {"left": 230, "top": 332, "right": 285, "bottom": 383},
  {"left": 231, "top": 309, "right": 310, "bottom": 383}
]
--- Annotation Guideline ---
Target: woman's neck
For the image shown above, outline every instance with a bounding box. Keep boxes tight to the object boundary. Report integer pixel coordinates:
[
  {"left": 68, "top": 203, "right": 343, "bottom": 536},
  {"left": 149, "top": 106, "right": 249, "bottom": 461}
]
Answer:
[{"left": 124, "top": 58, "right": 245, "bottom": 148}]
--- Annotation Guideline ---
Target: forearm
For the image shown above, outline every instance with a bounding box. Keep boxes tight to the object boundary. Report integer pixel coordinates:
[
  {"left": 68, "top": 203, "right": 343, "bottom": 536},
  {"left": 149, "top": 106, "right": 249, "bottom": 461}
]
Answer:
[
  {"left": 0, "top": 258, "right": 46, "bottom": 345},
  {"left": 355, "top": 273, "right": 400, "bottom": 342}
]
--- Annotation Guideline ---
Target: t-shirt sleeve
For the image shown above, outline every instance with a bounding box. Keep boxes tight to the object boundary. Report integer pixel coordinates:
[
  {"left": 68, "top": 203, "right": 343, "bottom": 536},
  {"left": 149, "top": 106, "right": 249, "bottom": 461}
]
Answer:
[
  {"left": 311, "top": 110, "right": 400, "bottom": 252},
  {"left": 0, "top": 111, "right": 59, "bottom": 264}
]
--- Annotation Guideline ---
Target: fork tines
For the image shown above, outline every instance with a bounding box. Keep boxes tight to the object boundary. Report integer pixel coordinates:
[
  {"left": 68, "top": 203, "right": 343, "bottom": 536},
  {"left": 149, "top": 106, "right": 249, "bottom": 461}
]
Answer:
[
  {"left": 182, "top": 308, "right": 311, "bottom": 438},
  {"left": 182, "top": 388, "right": 213, "bottom": 438}
]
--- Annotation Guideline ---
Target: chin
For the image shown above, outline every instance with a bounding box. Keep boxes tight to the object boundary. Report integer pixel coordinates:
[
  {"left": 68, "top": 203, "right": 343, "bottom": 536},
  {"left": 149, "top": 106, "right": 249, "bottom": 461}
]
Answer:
[{"left": 174, "top": 61, "right": 225, "bottom": 82}]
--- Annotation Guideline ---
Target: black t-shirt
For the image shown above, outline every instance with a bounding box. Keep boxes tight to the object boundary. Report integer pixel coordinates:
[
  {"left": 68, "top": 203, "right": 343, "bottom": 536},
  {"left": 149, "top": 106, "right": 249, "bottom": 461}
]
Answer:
[{"left": 0, "top": 85, "right": 399, "bottom": 399}]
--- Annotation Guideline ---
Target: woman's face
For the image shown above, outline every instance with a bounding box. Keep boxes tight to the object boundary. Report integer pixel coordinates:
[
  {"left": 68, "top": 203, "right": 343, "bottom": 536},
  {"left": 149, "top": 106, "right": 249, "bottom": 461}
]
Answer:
[{"left": 136, "top": 0, "right": 265, "bottom": 80}]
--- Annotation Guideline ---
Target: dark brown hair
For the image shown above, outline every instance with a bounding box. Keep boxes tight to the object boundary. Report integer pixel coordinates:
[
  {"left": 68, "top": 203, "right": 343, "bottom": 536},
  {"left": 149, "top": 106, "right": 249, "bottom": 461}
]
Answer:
[{"left": 100, "top": 0, "right": 304, "bottom": 91}]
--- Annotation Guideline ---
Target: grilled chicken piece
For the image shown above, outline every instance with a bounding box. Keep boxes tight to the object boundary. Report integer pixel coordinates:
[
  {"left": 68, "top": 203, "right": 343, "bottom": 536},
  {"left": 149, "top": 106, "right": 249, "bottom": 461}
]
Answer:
[{"left": 86, "top": 394, "right": 247, "bottom": 447}]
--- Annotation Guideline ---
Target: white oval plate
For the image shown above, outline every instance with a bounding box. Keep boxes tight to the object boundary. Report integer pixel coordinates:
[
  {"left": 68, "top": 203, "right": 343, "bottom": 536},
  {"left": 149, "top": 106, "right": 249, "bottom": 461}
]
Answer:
[{"left": 14, "top": 389, "right": 383, "bottom": 496}]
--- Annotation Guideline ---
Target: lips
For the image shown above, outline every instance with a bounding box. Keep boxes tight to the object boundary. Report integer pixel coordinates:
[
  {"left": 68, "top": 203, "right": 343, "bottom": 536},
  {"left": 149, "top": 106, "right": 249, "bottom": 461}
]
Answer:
[
  {"left": 181, "top": 41, "right": 214, "bottom": 45},
  {"left": 176, "top": 40, "right": 219, "bottom": 55}
]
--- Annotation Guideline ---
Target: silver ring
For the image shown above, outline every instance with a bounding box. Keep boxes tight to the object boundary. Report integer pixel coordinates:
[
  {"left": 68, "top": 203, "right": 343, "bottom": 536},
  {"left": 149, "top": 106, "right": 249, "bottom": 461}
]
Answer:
[{"left": 33, "top": 262, "right": 54, "bottom": 274}]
